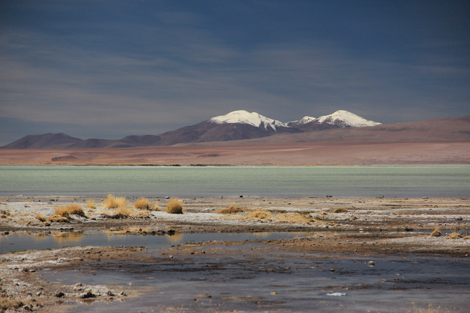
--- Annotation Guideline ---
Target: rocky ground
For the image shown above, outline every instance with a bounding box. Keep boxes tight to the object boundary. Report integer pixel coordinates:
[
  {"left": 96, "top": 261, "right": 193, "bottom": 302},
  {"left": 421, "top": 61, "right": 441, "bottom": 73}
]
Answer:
[{"left": 0, "top": 196, "right": 469, "bottom": 312}]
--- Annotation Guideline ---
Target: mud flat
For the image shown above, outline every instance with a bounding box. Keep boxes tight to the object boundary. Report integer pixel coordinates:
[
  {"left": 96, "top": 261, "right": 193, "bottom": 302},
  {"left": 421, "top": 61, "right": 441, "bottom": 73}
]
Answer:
[{"left": 1, "top": 196, "right": 469, "bottom": 312}]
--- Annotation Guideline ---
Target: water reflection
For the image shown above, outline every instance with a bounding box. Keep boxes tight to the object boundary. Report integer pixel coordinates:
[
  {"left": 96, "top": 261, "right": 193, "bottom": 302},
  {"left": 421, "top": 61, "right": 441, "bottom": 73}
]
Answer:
[
  {"left": 51, "top": 231, "right": 84, "bottom": 244},
  {"left": 34, "top": 233, "right": 49, "bottom": 241},
  {"left": 1, "top": 231, "right": 311, "bottom": 254},
  {"left": 166, "top": 232, "right": 183, "bottom": 244}
]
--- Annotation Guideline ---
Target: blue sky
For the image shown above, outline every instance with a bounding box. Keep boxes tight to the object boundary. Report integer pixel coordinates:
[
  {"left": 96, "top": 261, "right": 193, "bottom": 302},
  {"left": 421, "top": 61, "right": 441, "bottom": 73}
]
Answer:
[{"left": 1, "top": 0, "right": 469, "bottom": 145}]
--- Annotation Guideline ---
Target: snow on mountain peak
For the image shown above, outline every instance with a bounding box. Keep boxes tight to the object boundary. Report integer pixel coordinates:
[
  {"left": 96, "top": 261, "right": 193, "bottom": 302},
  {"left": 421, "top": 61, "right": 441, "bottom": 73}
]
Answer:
[
  {"left": 289, "top": 116, "right": 316, "bottom": 125},
  {"left": 316, "top": 110, "right": 381, "bottom": 127},
  {"left": 209, "top": 110, "right": 289, "bottom": 131}
]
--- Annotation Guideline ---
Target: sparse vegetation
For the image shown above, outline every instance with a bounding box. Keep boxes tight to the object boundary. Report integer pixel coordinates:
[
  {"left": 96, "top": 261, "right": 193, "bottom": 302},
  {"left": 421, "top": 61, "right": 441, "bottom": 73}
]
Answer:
[
  {"left": 54, "top": 204, "right": 85, "bottom": 218},
  {"left": 104, "top": 194, "right": 127, "bottom": 209},
  {"left": 0, "top": 298, "right": 24, "bottom": 311},
  {"left": 411, "top": 303, "right": 457, "bottom": 313},
  {"left": 132, "top": 210, "right": 150, "bottom": 218},
  {"left": 215, "top": 206, "right": 244, "bottom": 214},
  {"left": 446, "top": 232, "right": 461, "bottom": 239},
  {"left": 152, "top": 201, "right": 159, "bottom": 211},
  {"left": 134, "top": 198, "right": 151, "bottom": 210},
  {"left": 275, "top": 213, "right": 312, "bottom": 223},
  {"left": 35, "top": 213, "right": 47, "bottom": 222},
  {"left": 430, "top": 229, "right": 442, "bottom": 237},
  {"left": 48, "top": 215, "right": 70, "bottom": 223},
  {"left": 243, "top": 210, "right": 271, "bottom": 220},
  {"left": 0, "top": 209, "right": 10, "bottom": 217},
  {"left": 86, "top": 200, "right": 96, "bottom": 209},
  {"left": 166, "top": 198, "right": 183, "bottom": 214},
  {"left": 104, "top": 206, "right": 135, "bottom": 219}
]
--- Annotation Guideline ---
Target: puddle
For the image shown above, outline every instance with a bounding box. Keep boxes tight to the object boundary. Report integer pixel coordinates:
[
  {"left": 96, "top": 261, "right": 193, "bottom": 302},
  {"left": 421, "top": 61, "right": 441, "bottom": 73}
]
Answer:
[
  {"left": 0, "top": 231, "right": 309, "bottom": 254},
  {"left": 3, "top": 230, "right": 469, "bottom": 312},
  {"left": 41, "top": 250, "right": 470, "bottom": 313}
]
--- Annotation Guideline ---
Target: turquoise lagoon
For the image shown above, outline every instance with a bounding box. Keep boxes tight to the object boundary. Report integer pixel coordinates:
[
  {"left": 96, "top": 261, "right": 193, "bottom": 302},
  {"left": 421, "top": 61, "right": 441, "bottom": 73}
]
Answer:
[{"left": 1, "top": 165, "right": 469, "bottom": 198}]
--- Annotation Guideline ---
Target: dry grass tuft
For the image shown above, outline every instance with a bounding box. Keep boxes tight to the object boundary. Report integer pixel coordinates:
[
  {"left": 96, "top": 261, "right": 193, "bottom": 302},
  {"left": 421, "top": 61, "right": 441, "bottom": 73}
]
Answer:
[
  {"left": 54, "top": 204, "right": 86, "bottom": 218},
  {"left": 430, "top": 229, "right": 442, "bottom": 237},
  {"left": 215, "top": 206, "right": 244, "bottom": 214},
  {"left": 35, "top": 213, "right": 47, "bottom": 222},
  {"left": 104, "top": 194, "right": 128, "bottom": 209},
  {"left": 446, "top": 232, "right": 461, "bottom": 239},
  {"left": 48, "top": 215, "right": 70, "bottom": 223},
  {"left": 134, "top": 198, "right": 151, "bottom": 210},
  {"left": 86, "top": 200, "right": 96, "bottom": 209},
  {"left": 132, "top": 210, "right": 150, "bottom": 218},
  {"left": 463, "top": 236, "right": 470, "bottom": 240},
  {"left": 275, "top": 213, "right": 312, "bottom": 223},
  {"left": 243, "top": 210, "right": 271, "bottom": 220},
  {"left": 334, "top": 208, "right": 349, "bottom": 213},
  {"left": 152, "top": 201, "right": 160, "bottom": 211},
  {"left": 0, "top": 209, "right": 10, "bottom": 217},
  {"left": 104, "top": 206, "right": 135, "bottom": 219},
  {"left": 54, "top": 207, "right": 70, "bottom": 218},
  {"left": 66, "top": 203, "right": 86, "bottom": 216},
  {"left": 166, "top": 198, "right": 183, "bottom": 214},
  {"left": 0, "top": 298, "right": 25, "bottom": 311}
]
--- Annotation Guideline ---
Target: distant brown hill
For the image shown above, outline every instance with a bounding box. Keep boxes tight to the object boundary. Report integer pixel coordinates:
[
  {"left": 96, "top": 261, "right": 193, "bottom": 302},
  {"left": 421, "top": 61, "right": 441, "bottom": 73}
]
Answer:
[
  {"left": 0, "top": 133, "right": 83, "bottom": 149},
  {"left": 2, "top": 115, "right": 469, "bottom": 150}
]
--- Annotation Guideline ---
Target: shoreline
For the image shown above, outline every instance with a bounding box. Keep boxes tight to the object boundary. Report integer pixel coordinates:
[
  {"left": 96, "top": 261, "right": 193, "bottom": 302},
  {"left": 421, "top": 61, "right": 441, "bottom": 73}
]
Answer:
[{"left": 2, "top": 195, "right": 469, "bottom": 250}]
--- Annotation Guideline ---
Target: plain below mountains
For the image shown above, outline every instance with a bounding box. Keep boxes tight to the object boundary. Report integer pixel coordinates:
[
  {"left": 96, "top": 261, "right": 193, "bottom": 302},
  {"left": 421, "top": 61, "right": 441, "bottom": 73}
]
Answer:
[{"left": 2, "top": 110, "right": 469, "bottom": 149}]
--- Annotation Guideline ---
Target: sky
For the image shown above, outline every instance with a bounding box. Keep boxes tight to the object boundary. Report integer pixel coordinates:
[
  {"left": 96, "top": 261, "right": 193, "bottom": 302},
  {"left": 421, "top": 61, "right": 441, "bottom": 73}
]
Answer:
[{"left": 1, "top": 0, "right": 469, "bottom": 145}]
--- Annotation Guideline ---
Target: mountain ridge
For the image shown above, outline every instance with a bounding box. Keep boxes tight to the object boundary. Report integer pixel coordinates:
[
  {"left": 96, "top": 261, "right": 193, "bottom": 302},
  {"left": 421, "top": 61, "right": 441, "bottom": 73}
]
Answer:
[{"left": 4, "top": 110, "right": 466, "bottom": 150}]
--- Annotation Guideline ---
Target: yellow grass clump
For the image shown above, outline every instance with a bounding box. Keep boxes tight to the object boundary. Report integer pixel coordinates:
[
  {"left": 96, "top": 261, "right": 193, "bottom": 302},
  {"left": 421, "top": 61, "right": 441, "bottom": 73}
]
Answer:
[
  {"left": 430, "top": 229, "right": 442, "bottom": 237},
  {"left": 134, "top": 197, "right": 151, "bottom": 210},
  {"left": 104, "top": 206, "right": 135, "bottom": 219},
  {"left": 35, "top": 213, "right": 47, "bottom": 222},
  {"left": 215, "top": 206, "right": 244, "bottom": 214},
  {"left": 54, "top": 203, "right": 86, "bottom": 218},
  {"left": 86, "top": 200, "right": 96, "bottom": 209},
  {"left": 446, "top": 232, "right": 461, "bottom": 239},
  {"left": 334, "top": 208, "right": 349, "bottom": 213},
  {"left": 66, "top": 203, "right": 86, "bottom": 216},
  {"left": 104, "top": 194, "right": 128, "bottom": 209},
  {"left": 132, "top": 210, "right": 150, "bottom": 218},
  {"left": 166, "top": 198, "right": 183, "bottom": 214},
  {"left": 243, "top": 210, "right": 271, "bottom": 221},
  {"left": 275, "top": 213, "right": 312, "bottom": 223},
  {"left": 152, "top": 201, "right": 159, "bottom": 211},
  {"left": 48, "top": 215, "right": 70, "bottom": 223}
]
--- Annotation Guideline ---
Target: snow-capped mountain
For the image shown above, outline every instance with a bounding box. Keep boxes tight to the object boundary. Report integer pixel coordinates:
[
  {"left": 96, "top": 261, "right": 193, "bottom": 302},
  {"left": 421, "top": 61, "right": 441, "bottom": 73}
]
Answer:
[
  {"left": 2, "top": 109, "right": 381, "bottom": 149},
  {"left": 288, "top": 110, "right": 380, "bottom": 131},
  {"left": 287, "top": 116, "right": 316, "bottom": 127},
  {"left": 315, "top": 110, "right": 381, "bottom": 127},
  {"left": 209, "top": 110, "right": 289, "bottom": 131}
]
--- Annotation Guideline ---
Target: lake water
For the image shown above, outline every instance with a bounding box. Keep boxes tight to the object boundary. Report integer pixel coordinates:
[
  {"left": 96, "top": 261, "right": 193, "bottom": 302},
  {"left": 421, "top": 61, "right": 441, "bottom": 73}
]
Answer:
[{"left": 0, "top": 165, "right": 469, "bottom": 198}]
